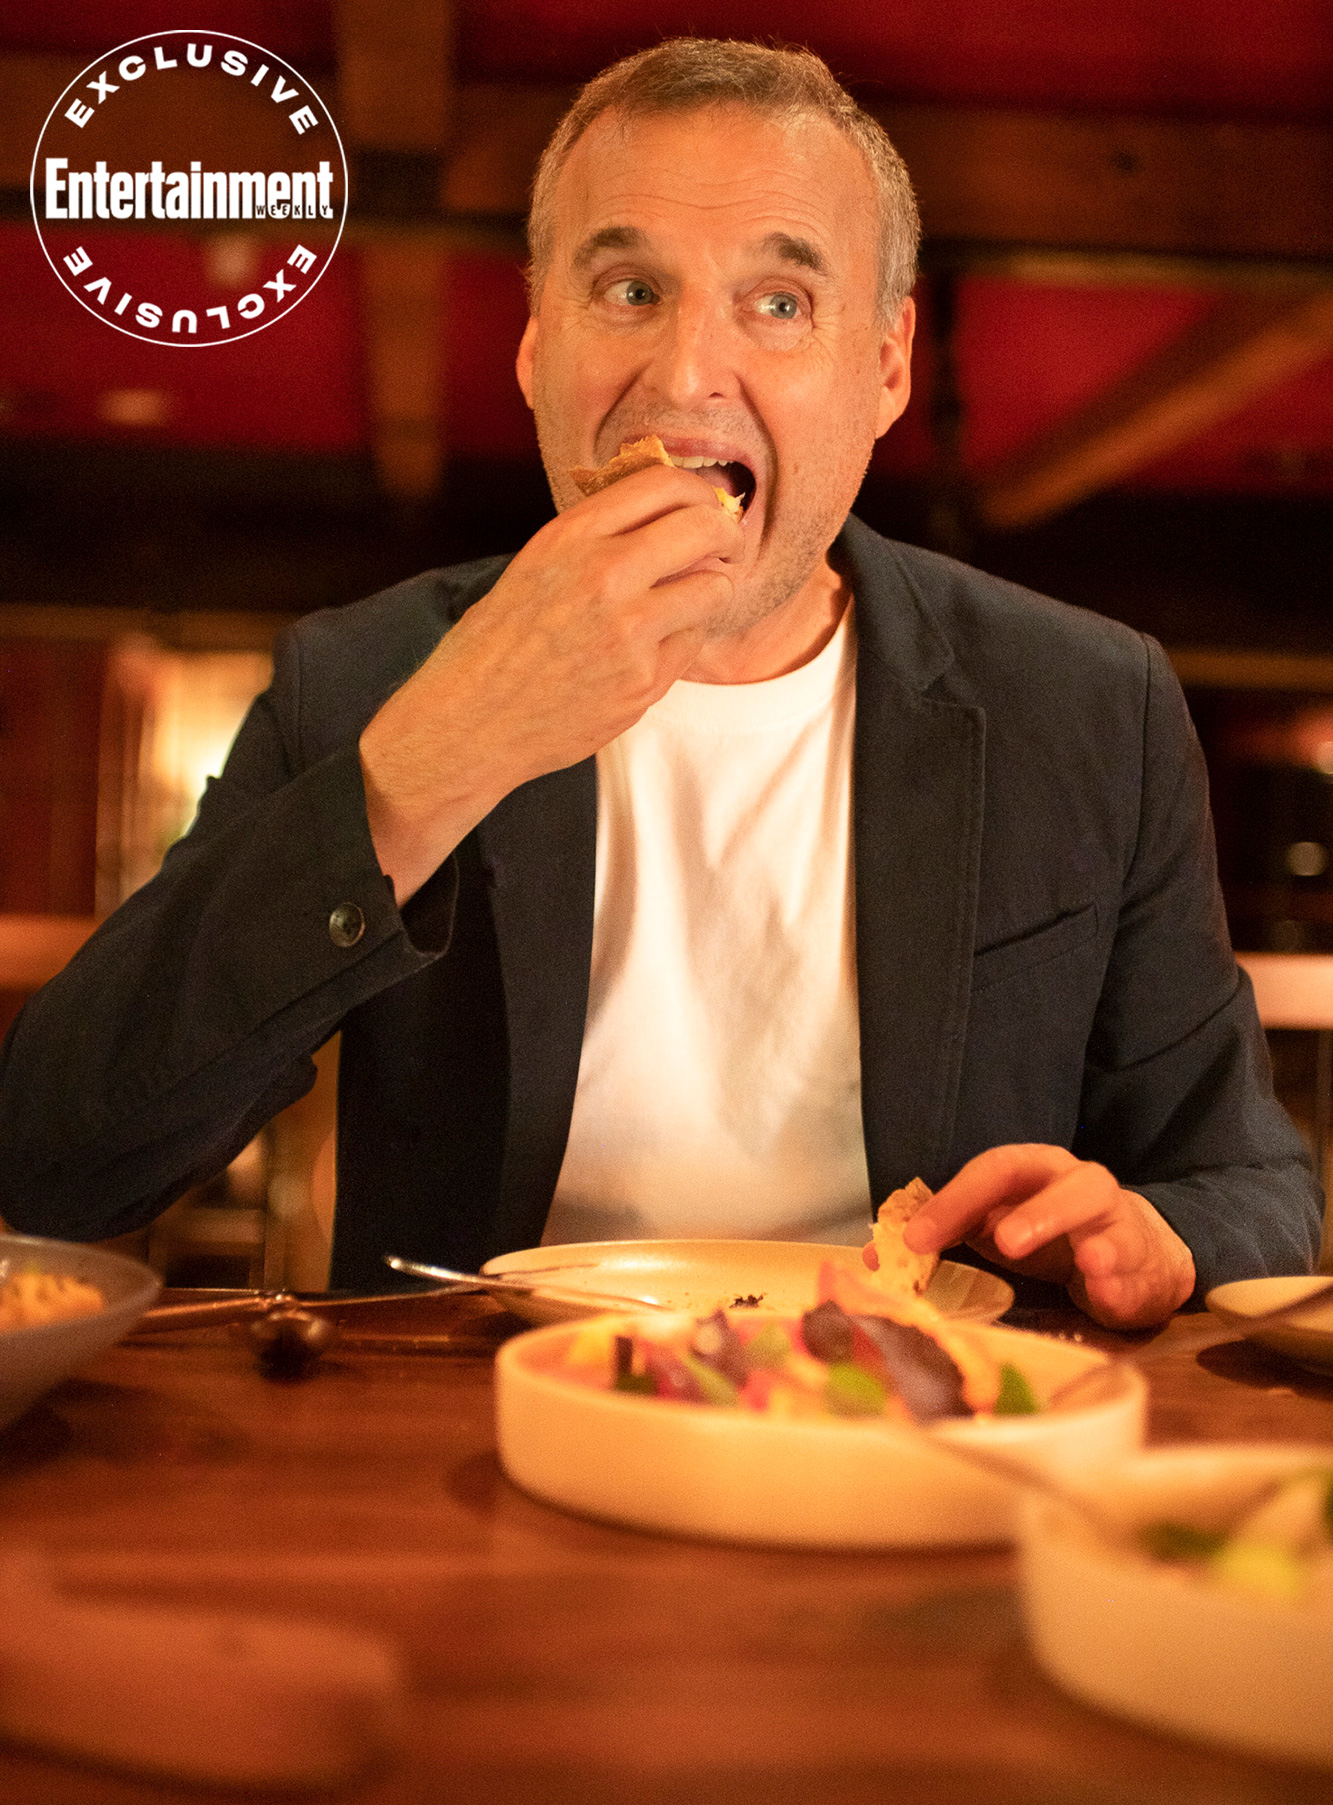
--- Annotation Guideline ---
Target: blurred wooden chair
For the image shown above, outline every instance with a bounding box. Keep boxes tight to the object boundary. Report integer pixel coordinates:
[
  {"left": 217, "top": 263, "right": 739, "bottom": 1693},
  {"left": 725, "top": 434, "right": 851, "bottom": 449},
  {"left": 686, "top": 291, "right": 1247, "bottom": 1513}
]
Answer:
[
  {"left": 1237, "top": 952, "right": 1333, "bottom": 1261},
  {"left": 260, "top": 1035, "right": 338, "bottom": 1293},
  {"left": 0, "top": 910, "right": 335, "bottom": 1291},
  {"left": 0, "top": 644, "right": 338, "bottom": 1287},
  {"left": 95, "top": 639, "right": 288, "bottom": 1286}
]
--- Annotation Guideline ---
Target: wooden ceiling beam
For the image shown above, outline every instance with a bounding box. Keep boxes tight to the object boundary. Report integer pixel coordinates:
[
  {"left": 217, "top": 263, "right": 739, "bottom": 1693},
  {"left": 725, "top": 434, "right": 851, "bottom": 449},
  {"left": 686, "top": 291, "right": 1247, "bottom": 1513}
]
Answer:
[
  {"left": 332, "top": 0, "right": 453, "bottom": 155},
  {"left": 7, "top": 44, "right": 1333, "bottom": 516},
  {"left": 1, "top": 52, "right": 83, "bottom": 182},
  {"left": 332, "top": 3, "right": 453, "bottom": 501},
  {"left": 880, "top": 104, "right": 1333, "bottom": 263},
  {"left": 5, "top": 52, "right": 1332, "bottom": 261},
  {"left": 358, "top": 236, "right": 448, "bottom": 502},
  {"left": 979, "top": 287, "right": 1333, "bottom": 529},
  {"left": 926, "top": 245, "right": 1333, "bottom": 293},
  {"left": 441, "top": 83, "right": 572, "bottom": 216},
  {"left": 1168, "top": 648, "right": 1333, "bottom": 692}
]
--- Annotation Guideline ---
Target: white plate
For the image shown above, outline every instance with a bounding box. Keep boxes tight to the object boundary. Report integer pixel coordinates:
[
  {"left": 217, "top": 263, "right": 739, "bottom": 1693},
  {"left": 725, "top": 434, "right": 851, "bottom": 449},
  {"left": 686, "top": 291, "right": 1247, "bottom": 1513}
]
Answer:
[
  {"left": 495, "top": 1315, "right": 1145, "bottom": 1548},
  {"left": 1020, "top": 1444, "right": 1333, "bottom": 1766},
  {"left": 483, "top": 1239, "right": 1013, "bottom": 1326},
  {"left": 1205, "top": 1276, "right": 1333, "bottom": 1375},
  {"left": 0, "top": 1235, "right": 161, "bottom": 1430}
]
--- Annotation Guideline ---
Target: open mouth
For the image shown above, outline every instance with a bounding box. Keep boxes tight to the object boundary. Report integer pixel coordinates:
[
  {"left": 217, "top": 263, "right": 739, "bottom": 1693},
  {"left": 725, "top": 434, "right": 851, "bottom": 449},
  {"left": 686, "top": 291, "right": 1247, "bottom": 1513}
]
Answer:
[{"left": 667, "top": 455, "right": 756, "bottom": 513}]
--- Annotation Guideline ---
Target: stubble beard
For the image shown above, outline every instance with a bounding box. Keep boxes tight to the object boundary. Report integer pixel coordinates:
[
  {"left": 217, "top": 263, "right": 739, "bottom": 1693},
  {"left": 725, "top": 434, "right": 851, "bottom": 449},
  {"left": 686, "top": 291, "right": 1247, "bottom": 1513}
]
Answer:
[
  {"left": 532, "top": 398, "right": 861, "bottom": 645},
  {"left": 695, "top": 511, "right": 834, "bottom": 642}
]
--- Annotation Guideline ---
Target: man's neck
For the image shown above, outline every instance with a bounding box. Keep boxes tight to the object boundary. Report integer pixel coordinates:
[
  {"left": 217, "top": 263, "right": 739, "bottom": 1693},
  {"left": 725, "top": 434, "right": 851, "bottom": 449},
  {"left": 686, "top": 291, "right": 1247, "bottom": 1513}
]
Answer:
[{"left": 681, "top": 556, "right": 851, "bottom": 685}]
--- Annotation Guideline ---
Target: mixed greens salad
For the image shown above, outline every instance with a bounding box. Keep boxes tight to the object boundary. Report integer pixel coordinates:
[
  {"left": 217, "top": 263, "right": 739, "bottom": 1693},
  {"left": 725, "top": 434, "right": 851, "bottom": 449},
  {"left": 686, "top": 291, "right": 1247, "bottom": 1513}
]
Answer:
[
  {"left": 552, "top": 1260, "right": 1043, "bottom": 1426},
  {"left": 1142, "top": 1468, "right": 1333, "bottom": 1606}
]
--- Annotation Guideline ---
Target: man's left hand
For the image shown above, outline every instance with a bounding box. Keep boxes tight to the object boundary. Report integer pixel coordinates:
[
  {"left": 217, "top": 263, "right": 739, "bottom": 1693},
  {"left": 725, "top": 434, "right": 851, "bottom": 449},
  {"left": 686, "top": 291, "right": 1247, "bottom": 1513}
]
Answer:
[{"left": 896, "top": 1144, "right": 1196, "bottom": 1329}]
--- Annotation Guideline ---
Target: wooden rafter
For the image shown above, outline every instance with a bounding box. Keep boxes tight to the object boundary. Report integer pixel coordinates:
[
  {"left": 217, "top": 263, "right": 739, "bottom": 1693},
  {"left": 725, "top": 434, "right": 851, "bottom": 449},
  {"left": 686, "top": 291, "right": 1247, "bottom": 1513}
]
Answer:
[
  {"left": 5, "top": 52, "right": 1332, "bottom": 262},
  {"left": 332, "top": 1, "right": 453, "bottom": 500},
  {"left": 332, "top": 0, "right": 454, "bottom": 155},
  {"left": 880, "top": 103, "right": 1333, "bottom": 264},
  {"left": 1168, "top": 649, "right": 1333, "bottom": 693},
  {"left": 979, "top": 287, "right": 1333, "bottom": 529},
  {"left": 358, "top": 236, "right": 448, "bottom": 501},
  {"left": 442, "top": 84, "right": 571, "bottom": 215},
  {"left": 7, "top": 42, "right": 1333, "bottom": 517}
]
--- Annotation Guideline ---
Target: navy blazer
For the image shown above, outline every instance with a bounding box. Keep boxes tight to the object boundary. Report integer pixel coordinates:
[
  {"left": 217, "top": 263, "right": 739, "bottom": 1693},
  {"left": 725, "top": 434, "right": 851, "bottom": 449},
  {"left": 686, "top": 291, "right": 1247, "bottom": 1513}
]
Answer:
[{"left": 0, "top": 517, "right": 1321, "bottom": 1294}]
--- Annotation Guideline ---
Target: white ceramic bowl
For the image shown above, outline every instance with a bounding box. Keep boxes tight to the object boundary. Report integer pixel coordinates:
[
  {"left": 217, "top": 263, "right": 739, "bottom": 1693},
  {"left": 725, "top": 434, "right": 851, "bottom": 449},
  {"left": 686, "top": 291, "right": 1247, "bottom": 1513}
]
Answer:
[
  {"left": 495, "top": 1315, "right": 1145, "bottom": 1548},
  {"left": 483, "top": 1239, "right": 1013, "bottom": 1326},
  {"left": 0, "top": 1235, "right": 161, "bottom": 1430},
  {"left": 1206, "top": 1276, "right": 1333, "bottom": 1375},
  {"left": 1019, "top": 1444, "right": 1333, "bottom": 1767}
]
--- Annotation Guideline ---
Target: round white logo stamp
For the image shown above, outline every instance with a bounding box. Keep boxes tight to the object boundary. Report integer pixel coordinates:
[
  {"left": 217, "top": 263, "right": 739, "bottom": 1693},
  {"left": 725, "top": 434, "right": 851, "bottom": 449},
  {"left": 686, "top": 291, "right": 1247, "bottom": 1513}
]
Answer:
[{"left": 30, "top": 30, "right": 348, "bottom": 347}]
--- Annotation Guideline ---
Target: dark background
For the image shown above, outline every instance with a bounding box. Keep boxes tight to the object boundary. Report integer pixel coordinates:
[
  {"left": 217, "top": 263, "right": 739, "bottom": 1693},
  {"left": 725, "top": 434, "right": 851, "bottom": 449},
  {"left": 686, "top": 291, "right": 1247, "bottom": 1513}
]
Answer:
[{"left": 2, "top": 0, "right": 1332, "bottom": 958}]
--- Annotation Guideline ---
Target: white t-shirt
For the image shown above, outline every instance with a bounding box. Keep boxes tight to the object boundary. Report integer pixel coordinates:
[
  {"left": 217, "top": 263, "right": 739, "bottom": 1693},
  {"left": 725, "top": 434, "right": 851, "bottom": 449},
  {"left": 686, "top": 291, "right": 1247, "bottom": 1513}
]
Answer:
[{"left": 544, "top": 604, "right": 872, "bottom": 1247}]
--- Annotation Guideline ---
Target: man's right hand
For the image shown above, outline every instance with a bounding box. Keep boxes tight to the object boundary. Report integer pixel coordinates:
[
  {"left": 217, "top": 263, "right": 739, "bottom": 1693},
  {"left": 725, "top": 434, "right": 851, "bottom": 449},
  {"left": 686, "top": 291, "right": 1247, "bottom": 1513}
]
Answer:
[{"left": 359, "top": 464, "right": 740, "bottom": 903}]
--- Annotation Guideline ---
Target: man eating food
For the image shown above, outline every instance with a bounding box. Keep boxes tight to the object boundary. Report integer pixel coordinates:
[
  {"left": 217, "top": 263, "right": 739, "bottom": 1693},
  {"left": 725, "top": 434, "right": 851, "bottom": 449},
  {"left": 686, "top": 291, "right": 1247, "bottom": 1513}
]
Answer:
[
  {"left": 570, "top": 433, "right": 744, "bottom": 520},
  {"left": 0, "top": 39, "right": 1320, "bottom": 1328}
]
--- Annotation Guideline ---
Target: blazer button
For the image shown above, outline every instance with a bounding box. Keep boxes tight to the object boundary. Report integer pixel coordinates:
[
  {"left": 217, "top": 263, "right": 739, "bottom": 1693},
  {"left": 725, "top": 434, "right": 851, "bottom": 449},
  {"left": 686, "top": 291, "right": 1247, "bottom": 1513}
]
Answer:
[{"left": 328, "top": 902, "right": 365, "bottom": 948}]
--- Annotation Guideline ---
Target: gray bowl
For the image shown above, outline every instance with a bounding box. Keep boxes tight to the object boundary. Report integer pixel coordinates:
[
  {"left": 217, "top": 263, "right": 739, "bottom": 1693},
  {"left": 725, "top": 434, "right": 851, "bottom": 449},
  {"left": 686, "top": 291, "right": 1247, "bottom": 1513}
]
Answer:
[{"left": 0, "top": 1234, "right": 161, "bottom": 1430}]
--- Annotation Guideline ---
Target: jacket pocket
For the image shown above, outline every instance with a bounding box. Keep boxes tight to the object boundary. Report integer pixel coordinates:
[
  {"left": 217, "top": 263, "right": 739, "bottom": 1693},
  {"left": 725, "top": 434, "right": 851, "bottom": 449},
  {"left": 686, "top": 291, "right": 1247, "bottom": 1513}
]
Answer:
[{"left": 971, "top": 902, "right": 1098, "bottom": 995}]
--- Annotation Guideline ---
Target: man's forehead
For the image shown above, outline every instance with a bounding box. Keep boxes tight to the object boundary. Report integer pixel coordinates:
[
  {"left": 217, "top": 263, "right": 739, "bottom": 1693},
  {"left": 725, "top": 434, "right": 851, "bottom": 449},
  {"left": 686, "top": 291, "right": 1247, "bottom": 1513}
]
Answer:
[
  {"left": 571, "top": 223, "right": 829, "bottom": 277},
  {"left": 551, "top": 104, "right": 873, "bottom": 264}
]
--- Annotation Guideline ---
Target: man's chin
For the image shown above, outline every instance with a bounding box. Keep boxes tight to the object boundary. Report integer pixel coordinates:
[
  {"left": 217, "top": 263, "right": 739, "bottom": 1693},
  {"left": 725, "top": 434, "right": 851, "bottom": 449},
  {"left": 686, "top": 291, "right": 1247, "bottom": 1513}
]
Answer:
[
  {"left": 700, "top": 552, "right": 829, "bottom": 644},
  {"left": 698, "top": 594, "right": 797, "bottom": 646}
]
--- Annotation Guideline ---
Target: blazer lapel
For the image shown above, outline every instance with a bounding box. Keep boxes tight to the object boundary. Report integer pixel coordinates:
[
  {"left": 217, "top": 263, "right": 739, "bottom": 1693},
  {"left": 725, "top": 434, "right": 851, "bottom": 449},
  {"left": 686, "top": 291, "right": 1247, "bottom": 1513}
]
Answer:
[
  {"left": 840, "top": 520, "right": 986, "bottom": 1197},
  {"left": 474, "top": 759, "right": 597, "bottom": 1255}
]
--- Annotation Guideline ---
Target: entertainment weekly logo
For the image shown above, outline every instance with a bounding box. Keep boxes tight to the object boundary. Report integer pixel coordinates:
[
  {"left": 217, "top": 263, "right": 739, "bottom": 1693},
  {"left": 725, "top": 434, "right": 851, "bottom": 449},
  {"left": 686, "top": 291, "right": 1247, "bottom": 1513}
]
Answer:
[{"left": 30, "top": 31, "right": 348, "bottom": 347}]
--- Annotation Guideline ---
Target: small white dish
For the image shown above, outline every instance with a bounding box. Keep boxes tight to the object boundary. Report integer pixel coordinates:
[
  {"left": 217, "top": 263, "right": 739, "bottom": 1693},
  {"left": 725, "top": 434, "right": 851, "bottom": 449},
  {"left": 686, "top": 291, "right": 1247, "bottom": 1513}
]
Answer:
[
  {"left": 483, "top": 1239, "right": 1013, "bottom": 1327},
  {"left": 495, "top": 1315, "right": 1145, "bottom": 1548},
  {"left": 1019, "top": 1444, "right": 1333, "bottom": 1767},
  {"left": 0, "top": 1235, "right": 161, "bottom": 1430},
  {"left": 1206, "top": 1276, "right": 1333, "bottom": 1375}
]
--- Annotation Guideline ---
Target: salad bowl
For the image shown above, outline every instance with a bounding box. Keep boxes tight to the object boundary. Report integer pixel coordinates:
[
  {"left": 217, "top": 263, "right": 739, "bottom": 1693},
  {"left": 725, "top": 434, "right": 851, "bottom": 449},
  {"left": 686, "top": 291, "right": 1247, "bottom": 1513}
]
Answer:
[
  {"left": 0, "top": 1234, "right": 160, "bottom": 1431},
  {"left": 1019, "top": 1444, "right": 1333, "bottom": 1765},
  {"left": 495, "top": 1310, "right": 1145, "bottom": 1548}
]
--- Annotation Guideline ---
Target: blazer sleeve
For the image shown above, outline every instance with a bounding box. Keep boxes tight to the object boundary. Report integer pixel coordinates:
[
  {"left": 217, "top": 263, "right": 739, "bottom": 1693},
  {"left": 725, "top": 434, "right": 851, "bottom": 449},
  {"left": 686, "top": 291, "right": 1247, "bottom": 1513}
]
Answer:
[
  {"left": 0, "top": 625, "right": 456, "bottom": 1243},
  {"left": 1074, "top": 636, "right": 1324, "bottom": 1296}
]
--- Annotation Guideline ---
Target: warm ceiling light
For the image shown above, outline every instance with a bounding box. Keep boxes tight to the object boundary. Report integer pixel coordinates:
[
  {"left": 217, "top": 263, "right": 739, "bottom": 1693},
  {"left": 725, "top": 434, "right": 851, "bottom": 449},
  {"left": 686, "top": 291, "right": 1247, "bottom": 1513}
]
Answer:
[
  {"left": 98, "top": 389, "right": 171, "bottom": 428},
  {"left": 204, "top": 234, "right": 261, "bottom": 287},
  {"left": 1286, "top": 840, "right": 1329, "bottom": 879}
]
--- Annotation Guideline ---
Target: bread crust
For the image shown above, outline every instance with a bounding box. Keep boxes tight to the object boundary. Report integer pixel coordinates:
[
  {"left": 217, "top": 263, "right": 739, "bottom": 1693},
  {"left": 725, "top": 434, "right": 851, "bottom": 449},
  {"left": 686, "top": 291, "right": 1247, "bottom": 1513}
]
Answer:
[
  {"left": 570, "top": 435, "right": 744, "bottom": 519},
  {"left": 570, "top": 435, "right": 673, "bottom": 497},
  {"left": 870, "top": 1176, "right": 939, "bottom": 1297}
]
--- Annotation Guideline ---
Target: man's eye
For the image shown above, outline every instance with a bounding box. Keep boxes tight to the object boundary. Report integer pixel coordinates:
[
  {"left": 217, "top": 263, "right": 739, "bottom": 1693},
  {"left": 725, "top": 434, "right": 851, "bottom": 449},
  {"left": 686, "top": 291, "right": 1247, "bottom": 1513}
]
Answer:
[
  {"left": 757, "top": 292, "right": 802, "bottom": 321},
  {"left": 605, "top": 278, "right": 658, "bottom": 307}
]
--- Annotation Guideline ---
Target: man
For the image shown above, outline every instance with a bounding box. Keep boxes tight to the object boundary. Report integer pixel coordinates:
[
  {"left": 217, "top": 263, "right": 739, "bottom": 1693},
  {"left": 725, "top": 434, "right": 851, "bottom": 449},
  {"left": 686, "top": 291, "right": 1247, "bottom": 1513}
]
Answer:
[{"left": 0, "top": 41, "right": 1320, "bottom": 1326}]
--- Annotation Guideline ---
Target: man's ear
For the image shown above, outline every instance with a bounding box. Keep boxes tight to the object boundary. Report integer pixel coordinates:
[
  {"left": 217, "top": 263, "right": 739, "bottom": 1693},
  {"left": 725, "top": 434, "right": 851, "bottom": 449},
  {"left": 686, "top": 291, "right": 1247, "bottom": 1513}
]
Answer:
[
  {"left": 516, "top": 315, "right": 538, "bottom": 410},
  {"left": 874, "top": 296, "right": 915, "bottom": 438}
]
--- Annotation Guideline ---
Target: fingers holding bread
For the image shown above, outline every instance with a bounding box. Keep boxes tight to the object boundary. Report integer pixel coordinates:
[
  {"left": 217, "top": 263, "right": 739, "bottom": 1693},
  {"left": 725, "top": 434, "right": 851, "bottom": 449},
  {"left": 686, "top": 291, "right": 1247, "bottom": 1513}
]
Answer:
[{"left": 863, "top": 1176, "right": 940, "bottom": 1297}]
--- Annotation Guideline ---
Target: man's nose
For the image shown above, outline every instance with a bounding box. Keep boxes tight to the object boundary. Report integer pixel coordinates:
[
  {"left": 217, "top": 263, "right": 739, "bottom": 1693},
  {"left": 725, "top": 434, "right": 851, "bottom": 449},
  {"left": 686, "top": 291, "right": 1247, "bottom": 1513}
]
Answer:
[{"left": 642, "top": 296, "right": 740, "bottom": 408}]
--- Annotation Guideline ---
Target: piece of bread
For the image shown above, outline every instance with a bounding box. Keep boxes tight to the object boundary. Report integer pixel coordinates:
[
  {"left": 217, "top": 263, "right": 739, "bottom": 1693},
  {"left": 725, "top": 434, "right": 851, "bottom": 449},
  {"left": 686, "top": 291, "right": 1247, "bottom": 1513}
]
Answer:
[
  {"left": 571, "top": 434, "right": 743, "bottom": 519},
  {"left": 868, "top": 1176, "right": 939, "bottom": 1298},
  {"left": 571, "top": 434, "right": 673, "bottom": 496}
]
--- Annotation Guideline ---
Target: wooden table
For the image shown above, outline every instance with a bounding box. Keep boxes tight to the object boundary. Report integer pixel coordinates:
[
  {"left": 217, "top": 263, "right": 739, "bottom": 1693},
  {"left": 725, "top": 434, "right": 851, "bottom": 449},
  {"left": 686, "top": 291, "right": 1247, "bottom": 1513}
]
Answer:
[{"left": 1, "top": 1294, "right": 1332, "bottom": 1805}]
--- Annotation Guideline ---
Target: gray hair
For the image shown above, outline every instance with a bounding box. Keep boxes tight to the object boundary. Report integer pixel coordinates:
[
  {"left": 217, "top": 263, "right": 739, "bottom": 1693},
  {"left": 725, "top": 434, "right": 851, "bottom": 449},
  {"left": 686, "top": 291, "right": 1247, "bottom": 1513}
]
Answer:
[{"left": 527, "top": 38, "right": 920, "bottom": 320}]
